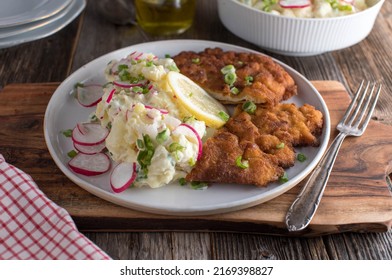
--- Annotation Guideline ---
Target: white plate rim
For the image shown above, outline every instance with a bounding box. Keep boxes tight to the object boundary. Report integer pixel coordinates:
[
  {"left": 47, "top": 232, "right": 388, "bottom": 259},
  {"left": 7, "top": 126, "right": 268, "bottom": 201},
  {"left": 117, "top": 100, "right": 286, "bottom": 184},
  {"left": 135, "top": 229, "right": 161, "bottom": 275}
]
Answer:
[
  {"left": 0, "top": 0, "right": 86, "bottom": 49},
  {"left": 44, "top": 39, "right": 331, "bottom": 216},
  {"left": 0, "top": 0, "right": 72, "bottom": 28}
]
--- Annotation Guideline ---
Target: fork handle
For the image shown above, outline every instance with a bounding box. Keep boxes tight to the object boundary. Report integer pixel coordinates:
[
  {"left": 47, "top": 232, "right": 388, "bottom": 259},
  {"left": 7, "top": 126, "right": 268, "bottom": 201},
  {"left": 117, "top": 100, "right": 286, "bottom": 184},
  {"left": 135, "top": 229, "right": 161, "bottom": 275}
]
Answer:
[{"left": 285, "top": 132, "right": 347, "bottom": 231}]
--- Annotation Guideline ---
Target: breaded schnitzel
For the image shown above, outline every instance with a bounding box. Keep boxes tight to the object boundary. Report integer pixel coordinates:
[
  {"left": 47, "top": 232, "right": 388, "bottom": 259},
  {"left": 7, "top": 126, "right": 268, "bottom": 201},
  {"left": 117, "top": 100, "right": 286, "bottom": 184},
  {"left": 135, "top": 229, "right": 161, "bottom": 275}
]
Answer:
[
  {"left": 234, "top": 103, "right": 324, "bottom": 147},
  {"left": 173, "top": 48, "right": 297, "bottom": 106},
  {"left": 185, "top": 130, "right": 285, "bottom": 187},
  {"left": 186, "top": 103, "right": 323, "bottom": 187}
]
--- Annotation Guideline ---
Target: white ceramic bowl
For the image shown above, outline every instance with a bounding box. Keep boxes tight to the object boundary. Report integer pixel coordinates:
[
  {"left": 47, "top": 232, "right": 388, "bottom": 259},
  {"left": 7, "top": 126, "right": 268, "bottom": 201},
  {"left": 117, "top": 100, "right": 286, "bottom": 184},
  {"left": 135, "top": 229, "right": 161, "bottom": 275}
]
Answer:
[{"left": 217, "top": 0, "right": 385, "bottom": 56}]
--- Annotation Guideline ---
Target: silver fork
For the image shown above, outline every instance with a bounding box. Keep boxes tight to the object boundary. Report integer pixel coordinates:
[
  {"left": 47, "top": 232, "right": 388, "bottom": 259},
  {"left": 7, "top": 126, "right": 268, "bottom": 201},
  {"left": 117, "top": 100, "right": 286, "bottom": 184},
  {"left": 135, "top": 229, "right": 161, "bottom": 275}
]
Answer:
[{"left": 285, "top": 81, "right": 382, "bottom": 232}]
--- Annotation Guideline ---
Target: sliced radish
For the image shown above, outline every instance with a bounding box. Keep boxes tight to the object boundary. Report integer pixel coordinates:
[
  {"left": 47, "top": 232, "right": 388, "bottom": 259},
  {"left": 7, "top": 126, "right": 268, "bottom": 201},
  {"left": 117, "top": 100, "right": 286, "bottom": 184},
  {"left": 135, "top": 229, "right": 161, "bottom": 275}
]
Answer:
[
  {"left": 68, "top": 152, "right": 111, "bottom": 176},
  {"left": 76, "top": 84, "right": 104, "bottom": 107},
  {"left": 106, "top": 88, "right": 116, "bottom": 104},
  {"left": 72, "top": 123, "right": 109, "bottom": 146},
  {"left": 173, "top": 123, "right": 203, "bottom": 160},
  {"left": 144, "top": 105, "right": 169, "bottom": 115},
  {"left": 74, "top": 141, "right": 106, "bottom": 155},
  {"left": 279, "top": 0, "right": 311, "bottom": 8},
  {"left": 110, "top": 162, "right": 137, "bottom": 193},
  {"left": 77, "top": 122, "right": 89, "bottom": 135}
]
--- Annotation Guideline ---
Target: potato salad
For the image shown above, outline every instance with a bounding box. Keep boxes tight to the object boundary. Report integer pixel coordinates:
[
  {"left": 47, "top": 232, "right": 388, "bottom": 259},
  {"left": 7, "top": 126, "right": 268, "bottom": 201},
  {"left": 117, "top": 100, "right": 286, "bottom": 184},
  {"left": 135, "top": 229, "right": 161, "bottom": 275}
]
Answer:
[
  {"left": 94, "top": 52, "right": 206, "bottom": 188},
  {"left": 238, "top": 0, "right": 368, "bottom": 18}
]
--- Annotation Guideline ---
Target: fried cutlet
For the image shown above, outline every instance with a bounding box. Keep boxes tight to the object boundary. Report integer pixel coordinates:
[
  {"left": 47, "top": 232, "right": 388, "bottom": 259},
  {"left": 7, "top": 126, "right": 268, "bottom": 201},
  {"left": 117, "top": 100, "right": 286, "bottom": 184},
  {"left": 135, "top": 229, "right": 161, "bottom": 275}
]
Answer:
[
  {"left": 185, "top": 130, "right": 284, "bottom": 187},
  {"left": 235, "top": 103, "right": 324, "bottom": 147},
  {"left": 186, "top": 103, "right": 323, "bottom": 187},
  {"left": 173, "top": 48, "right": 297, "bottom": 106}
]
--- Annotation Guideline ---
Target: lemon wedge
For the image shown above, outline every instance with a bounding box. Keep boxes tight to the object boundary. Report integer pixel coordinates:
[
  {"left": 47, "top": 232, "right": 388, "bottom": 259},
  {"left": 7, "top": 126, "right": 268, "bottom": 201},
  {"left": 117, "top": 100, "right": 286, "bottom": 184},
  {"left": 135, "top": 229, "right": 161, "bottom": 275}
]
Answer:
[{"left": 167, "top": 71, "right": 229, "bottom": 128}]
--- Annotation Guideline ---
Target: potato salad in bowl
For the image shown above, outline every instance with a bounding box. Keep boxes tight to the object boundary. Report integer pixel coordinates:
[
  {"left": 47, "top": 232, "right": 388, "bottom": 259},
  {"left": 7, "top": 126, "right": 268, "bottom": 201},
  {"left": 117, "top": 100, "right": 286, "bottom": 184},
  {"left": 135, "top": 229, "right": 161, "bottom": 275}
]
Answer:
[
  {"left": 238, "top": 0, "right": 368, "bottom": 18},
  {"left": 67, "top": 51, "right": 227, "bottom": 192}
]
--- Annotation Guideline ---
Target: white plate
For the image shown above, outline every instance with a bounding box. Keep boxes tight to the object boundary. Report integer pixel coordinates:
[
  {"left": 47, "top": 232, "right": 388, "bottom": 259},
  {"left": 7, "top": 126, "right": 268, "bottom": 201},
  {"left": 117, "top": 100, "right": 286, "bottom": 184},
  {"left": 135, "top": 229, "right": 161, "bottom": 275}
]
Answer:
[
  {"left": 44, "top": 40, "right": 331, "bottom": 216},
  {"left": 0, "top": 0, "right": 85, "bottom": 49},
  {"left": 0, "top": 0, "right": 75, "bottom": 39},
  {"left": 0, "top": 0, "right": 72, "bottom": 28}
]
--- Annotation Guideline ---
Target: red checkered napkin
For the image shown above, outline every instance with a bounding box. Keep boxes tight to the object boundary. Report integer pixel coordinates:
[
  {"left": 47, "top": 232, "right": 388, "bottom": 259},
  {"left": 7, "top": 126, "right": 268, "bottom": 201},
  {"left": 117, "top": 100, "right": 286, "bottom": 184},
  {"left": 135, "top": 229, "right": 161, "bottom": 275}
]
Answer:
[{"left": 0, "top": 154, "right": 111, "bottom": 260}]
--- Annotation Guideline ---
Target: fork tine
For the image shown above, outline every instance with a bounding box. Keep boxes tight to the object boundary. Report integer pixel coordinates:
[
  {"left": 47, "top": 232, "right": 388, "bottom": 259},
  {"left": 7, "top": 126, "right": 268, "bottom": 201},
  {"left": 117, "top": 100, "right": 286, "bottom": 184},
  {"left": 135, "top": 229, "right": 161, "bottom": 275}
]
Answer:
[
  {"left": 339, "top": 80, "right": 365, "bottom": 125},
  {"left": 345, "top": 81, "right": 370, "bottom": 126},
  {"left": 351, "top": 82, "right": 375, "bottom": 129},
  {"left": 358, "top": 84, "right": 382, "bottom": 131}
]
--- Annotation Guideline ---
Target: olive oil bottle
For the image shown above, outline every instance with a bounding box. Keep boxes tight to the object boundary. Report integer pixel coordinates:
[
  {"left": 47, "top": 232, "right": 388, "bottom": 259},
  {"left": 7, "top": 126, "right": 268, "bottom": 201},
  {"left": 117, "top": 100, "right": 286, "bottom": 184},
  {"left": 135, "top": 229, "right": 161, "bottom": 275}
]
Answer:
[{"left": 135, "top": 0, "right": 196, "bottom": 35}]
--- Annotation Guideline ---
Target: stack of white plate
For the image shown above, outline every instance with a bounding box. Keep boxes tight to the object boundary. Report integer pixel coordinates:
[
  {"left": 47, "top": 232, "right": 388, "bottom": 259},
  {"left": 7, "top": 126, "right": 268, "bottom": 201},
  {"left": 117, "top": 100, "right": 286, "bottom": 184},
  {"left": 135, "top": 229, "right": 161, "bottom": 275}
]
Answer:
[{"left": 0, "top": 0, "right": 86, "bottom": 49}]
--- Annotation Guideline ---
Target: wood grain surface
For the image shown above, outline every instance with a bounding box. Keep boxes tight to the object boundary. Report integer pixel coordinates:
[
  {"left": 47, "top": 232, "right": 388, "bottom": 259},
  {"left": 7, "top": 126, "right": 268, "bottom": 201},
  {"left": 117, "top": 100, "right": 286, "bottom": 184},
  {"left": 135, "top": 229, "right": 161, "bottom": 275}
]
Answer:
[
  {"left": 1, "top": 0, "right": 392, "bottom": 260},
  {"left": 1, "top": 81, "right": 391, "bottom": 237}
]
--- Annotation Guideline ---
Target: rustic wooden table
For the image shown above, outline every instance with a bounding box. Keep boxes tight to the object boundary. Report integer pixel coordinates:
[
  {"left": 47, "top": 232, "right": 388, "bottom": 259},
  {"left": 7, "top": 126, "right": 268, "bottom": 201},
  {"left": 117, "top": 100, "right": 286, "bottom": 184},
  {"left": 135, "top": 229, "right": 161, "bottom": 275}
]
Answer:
[{"left": 1, "top": 0, "right": 391, "bottom": 260}]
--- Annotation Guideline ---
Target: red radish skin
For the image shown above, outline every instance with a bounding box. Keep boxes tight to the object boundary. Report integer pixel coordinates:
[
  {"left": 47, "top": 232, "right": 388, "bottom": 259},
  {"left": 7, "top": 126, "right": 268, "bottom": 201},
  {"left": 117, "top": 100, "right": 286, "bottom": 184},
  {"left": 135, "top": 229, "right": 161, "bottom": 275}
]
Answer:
[
  {"left": 68, "top": 153, "right": 111, "bottom": 176},
  {"left": 106, "top": 88, "right": 116, "bottom": 104},
  {"left": 72, "top": 123, "right": 109, "bottom": 146},
  {"left": 76, "top": 84, "right": 104, "bottom": 107},
  {"left": 110, "top": 162, "right": 137, "bottom": 193},
  {"left": 77, "top": 122, "right": 88, "bottom": 135}
]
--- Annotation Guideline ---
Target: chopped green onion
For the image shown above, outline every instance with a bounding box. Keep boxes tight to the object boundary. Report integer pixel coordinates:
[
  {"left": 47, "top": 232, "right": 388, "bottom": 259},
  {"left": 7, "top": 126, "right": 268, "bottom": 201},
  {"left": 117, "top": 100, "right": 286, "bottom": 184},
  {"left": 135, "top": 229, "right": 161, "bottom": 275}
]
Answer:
[
  {"left": 183, "top": 116, "right": 196, "bottom": 123},
  {"left": 156, "top": 129, "right": 169, "bottom": 144},
  {"left": 230, "top": 87, "right": 239, "bottom": 95},
  {"left": 218, "top": 111, "right": 230, "bottom": 122},
  {"left": 67, "top": 150, "right": 78, "bottom": 158},
  {"left": 165, "top": 54, "right": 171, "bottom": 58},
  {"left": 221, "top": 65, "right": 235, "bottom": 74},
  {"left": 297, "top": 153, "right": 307, "bottom": 162},
  {"left": 188, "top": 157, "right": 196, "bottom": 167},
  {"left": 74, "top": 82, "right": 84, "bottom": 88},
  {"left": 224, "top": 72, "right": 237, "bottom": 86},
  {"left": 276, "top": 142, "right": 285, "bottom": 149},
  {"left": 189, "top": 92, "right": 193, "bottom": 97},
  {"left": 242, "top": 101, "right": 257, "bottom": 114},
  {"left": 179, "top": 178, "right": 187, "bottom": 186},
  {"left": 279, "top": 172, "right": 289, "bottom": 183},
  {"left": 118, "top": 64, "right": 129, "bottom": 71},
  {"left": 132, "top": 86, "right": 143, "bottom": 93},
  {"left": 145, "top": 61, "right": 154, "bottom": 67},
  {"left": 143, "top": 134, "right": 154, "bottom": 150},
  {"left": 245, "top": 76, "right": 253, "bottom": 85},
  {"left": 192, "top": 58, "right": 200, "bottom": 64},
  {"left": 136, "top": 139, "right": 145, "bottom": 150},
  {"left": 119, "top": 70, "right": 132, "bottom": 81},
  {"left": 168, "top": 142, "right": 185, "bottom": 153},
  {"left": 235, "top": 156, "right": 249, "bottom": 169},
  {"left": 190, "top": 181, "right": 208, "bottom": 190},
  {"left": 62, "top": 129, "right": 73, "bottom": 137}
]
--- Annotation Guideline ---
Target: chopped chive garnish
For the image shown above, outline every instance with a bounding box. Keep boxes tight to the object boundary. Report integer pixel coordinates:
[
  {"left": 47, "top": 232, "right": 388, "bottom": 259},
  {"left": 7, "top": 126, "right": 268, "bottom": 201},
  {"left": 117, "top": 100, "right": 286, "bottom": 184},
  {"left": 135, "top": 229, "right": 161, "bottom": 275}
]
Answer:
[
  {"left": 168, "top": 142, "right": 185, "bottom": 153},
  {"left": 67, "top": 150, "right": 78, "bottom": 158},
  {"left": 136, "top": 139, "right": 145, "bottom": 150},
  {"left": 279, "top": 172, "right": 289, "bottom": 183},
  {"left": 190, "top": 181, "right": 208, "bottom": 190},
  {"left": 132, "top": 86, "right": 143, "bottom": 93},
  {"left": 179, "top": 178, "right": 187, "bottom": 186},
  {"left": 118, "top": 64, "right": 129, "bottom": 71},
  {"left": 192, "top": 58, "right": 200, "bottom": 64},
  {"left": 221, "top": 65, "right": 235, "bottom": 74},
  {"left": 245, "top": 76, "right": 253, "bottom": 85},
  {"left": 156, "top": 129, "right": 169, "bottom": 144},
  {"left": 242, "top": 101, "right": 256, "bottom": 114},
  {"left": 276, "top": 142, "right": 285, "bottom": 149},
  {"left": 218, "top": 111, "right": 230, "bottom": 122},
  {"left": 146, "top": 61, "right": 154, "bottom": 67},
  {"left": 235, "top": 156, "right": 249, "bottom": 169},
  {"left": 188, "top": 157, "right": 196, "bottom": 167},
  {"left": 165, "top": 54, "right": 171, "bottom": 58},
  {"left": 74, "top": 82, "right": 84, "bottom": 88},
  {"left": 168, "top": 64, "right": 179, "bottom": 72},
  {"left": 62, "top": 129, "right": 73, "bottom": 137},
  {"left": 230, "top": 87, "right": 239, "bottom": 95},
  {"left": 224, "top": 72, "right": 237, "bottom": 86},
  {"left": 297, "top": 153, "right": 307, "bottom": 162}
]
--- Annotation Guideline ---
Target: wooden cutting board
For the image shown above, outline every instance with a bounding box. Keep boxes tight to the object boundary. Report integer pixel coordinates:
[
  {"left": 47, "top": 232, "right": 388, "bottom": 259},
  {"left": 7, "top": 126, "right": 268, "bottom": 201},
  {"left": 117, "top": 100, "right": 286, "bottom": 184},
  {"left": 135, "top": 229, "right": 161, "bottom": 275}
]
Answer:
[{"left": 1, "top": 81, "right": 391, "bottom": 237}]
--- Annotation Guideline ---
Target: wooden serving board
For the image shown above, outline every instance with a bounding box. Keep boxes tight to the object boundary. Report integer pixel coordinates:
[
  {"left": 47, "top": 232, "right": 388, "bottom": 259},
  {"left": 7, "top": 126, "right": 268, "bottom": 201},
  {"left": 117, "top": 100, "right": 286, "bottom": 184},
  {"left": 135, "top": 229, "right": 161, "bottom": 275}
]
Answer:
[{"left": 1, "top": 81, "right": 392, "bottom": 237}]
